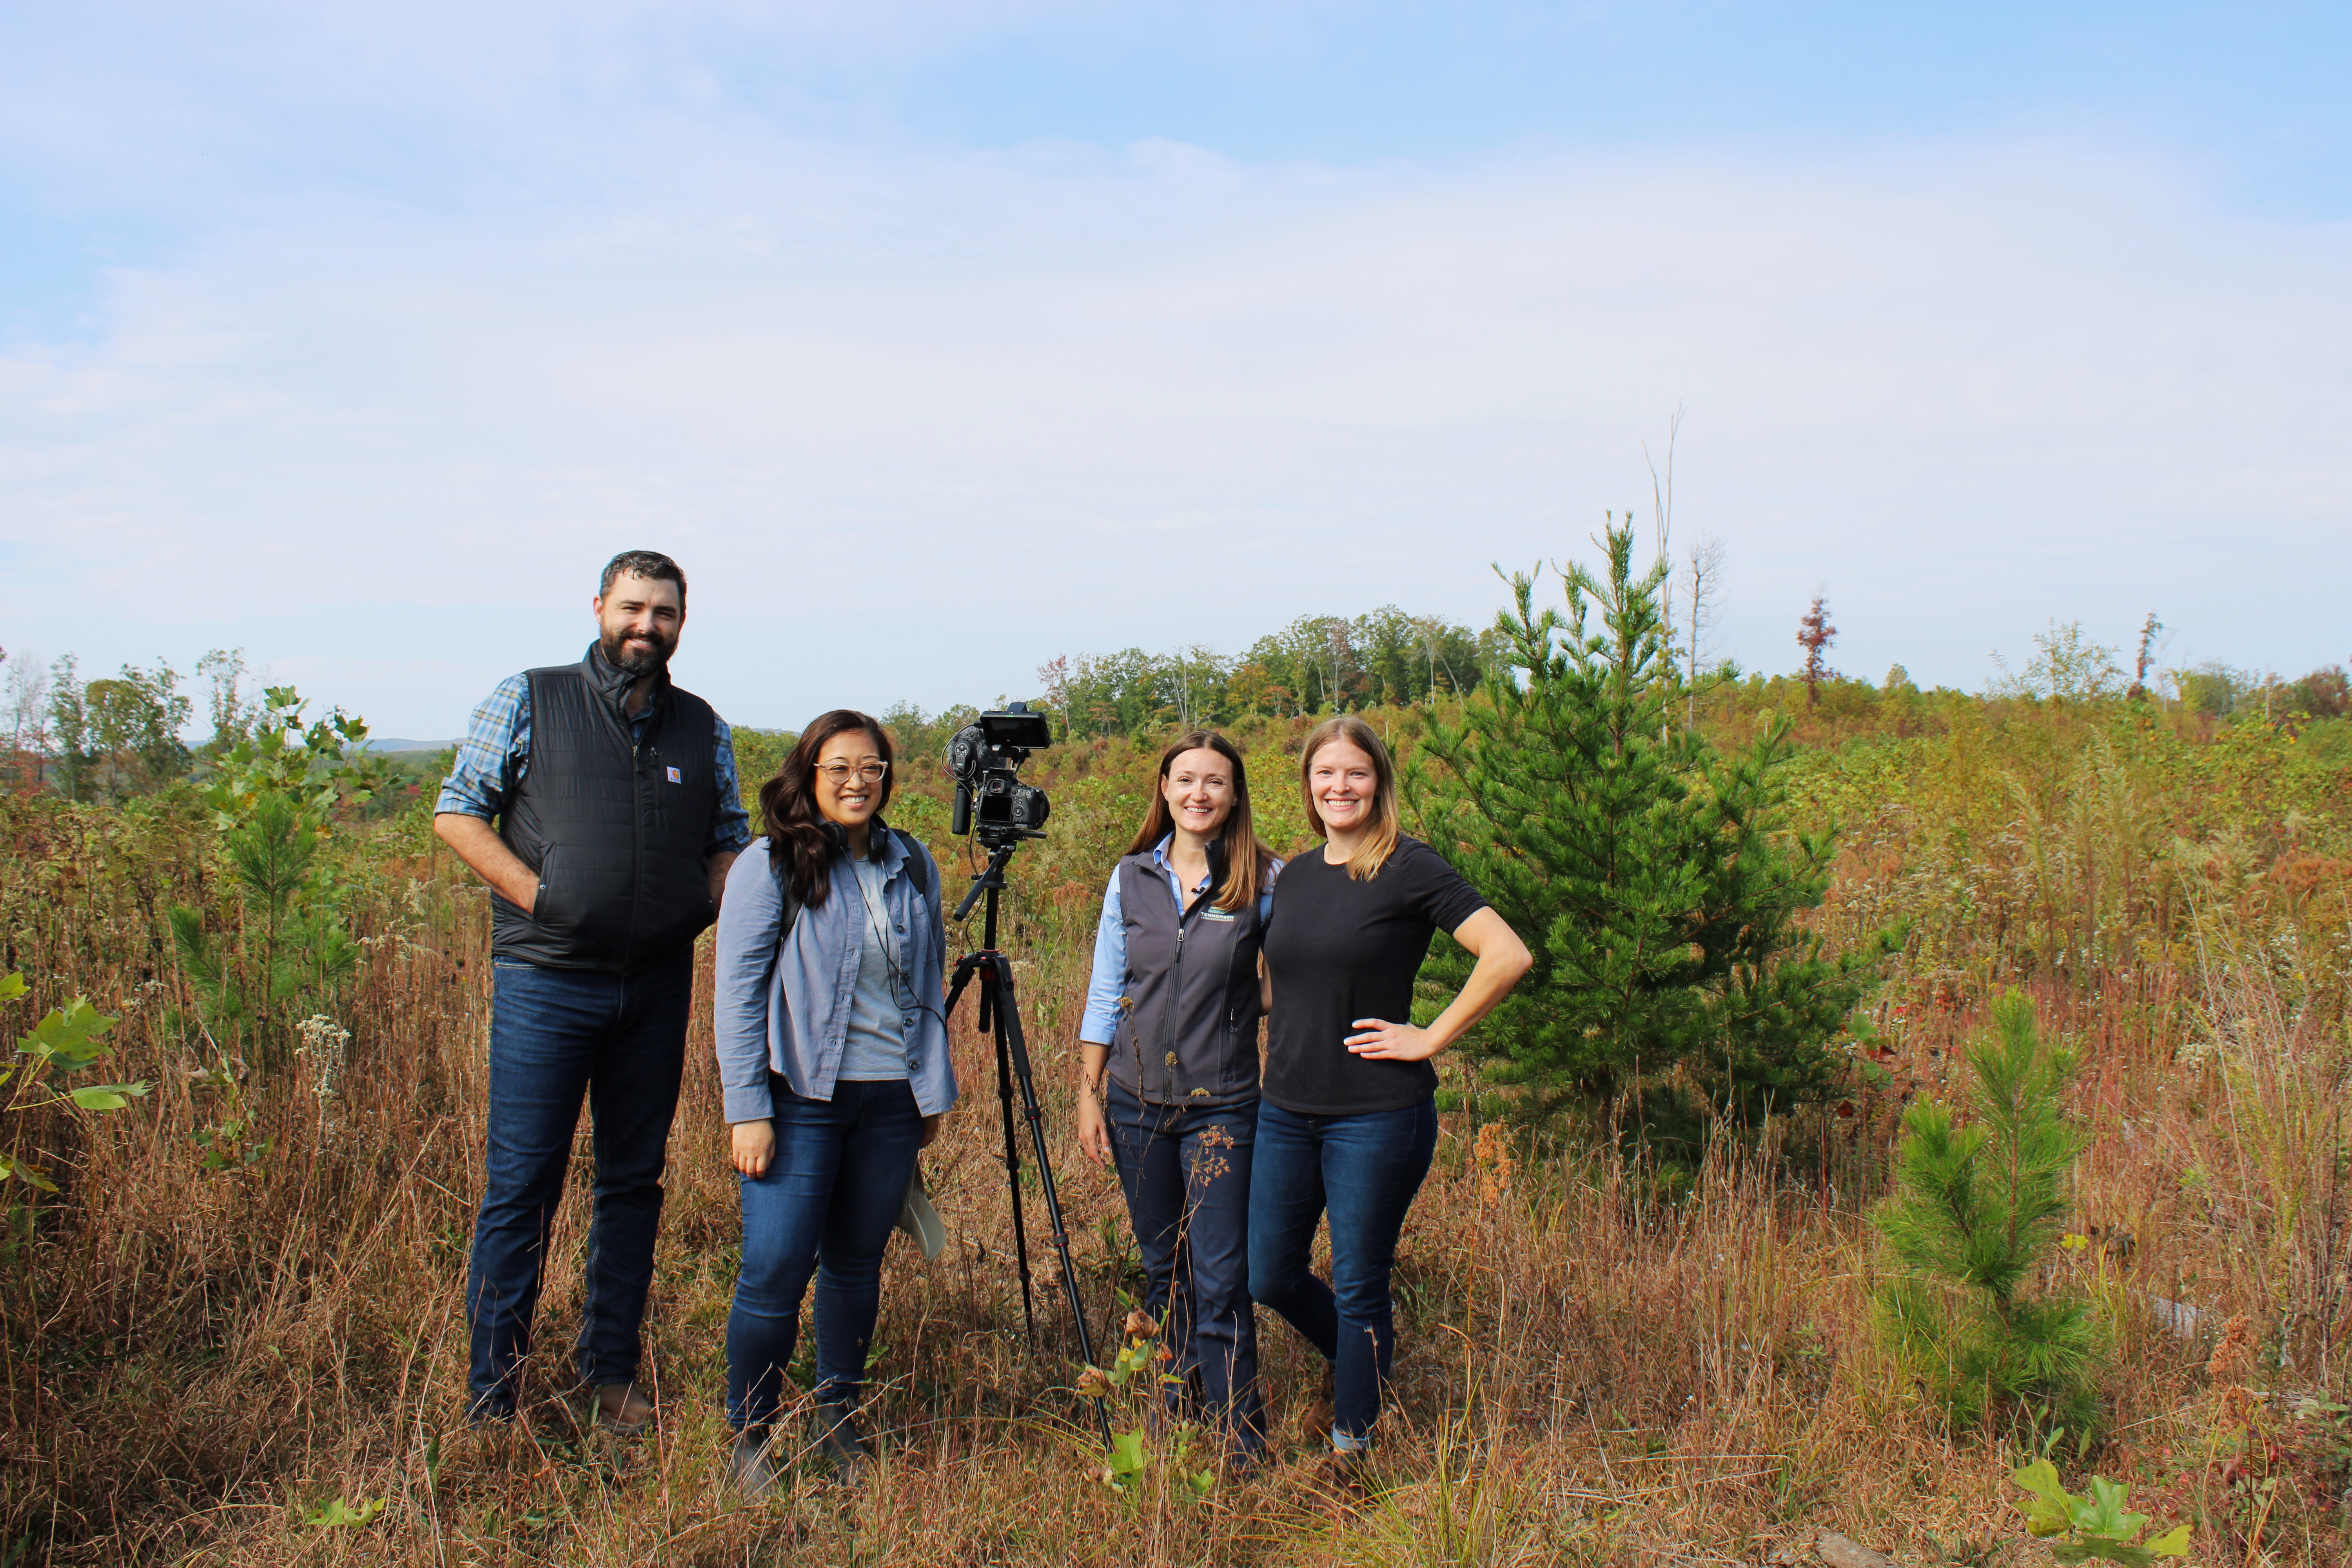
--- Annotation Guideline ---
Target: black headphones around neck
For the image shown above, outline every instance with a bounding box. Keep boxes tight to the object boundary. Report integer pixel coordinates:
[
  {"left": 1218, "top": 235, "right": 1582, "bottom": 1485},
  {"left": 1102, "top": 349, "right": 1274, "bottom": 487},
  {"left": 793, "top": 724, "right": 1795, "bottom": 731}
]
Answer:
[{"left": 820, "top": 818, "right": 883, "bottom": 859}]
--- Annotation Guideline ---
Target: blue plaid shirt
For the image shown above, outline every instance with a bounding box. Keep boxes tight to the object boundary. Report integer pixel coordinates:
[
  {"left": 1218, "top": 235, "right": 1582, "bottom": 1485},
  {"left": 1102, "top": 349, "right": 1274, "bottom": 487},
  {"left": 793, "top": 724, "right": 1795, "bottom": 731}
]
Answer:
[{"left": 435, "top": 669, "right": 754, "bottom": 858}]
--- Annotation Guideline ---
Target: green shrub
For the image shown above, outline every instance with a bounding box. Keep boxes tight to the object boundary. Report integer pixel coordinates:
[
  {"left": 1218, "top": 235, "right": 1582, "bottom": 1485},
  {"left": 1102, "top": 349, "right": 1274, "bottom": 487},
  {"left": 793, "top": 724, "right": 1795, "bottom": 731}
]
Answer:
[{"left": 168, "top": 687, "right": 383, "bottom": 1078}]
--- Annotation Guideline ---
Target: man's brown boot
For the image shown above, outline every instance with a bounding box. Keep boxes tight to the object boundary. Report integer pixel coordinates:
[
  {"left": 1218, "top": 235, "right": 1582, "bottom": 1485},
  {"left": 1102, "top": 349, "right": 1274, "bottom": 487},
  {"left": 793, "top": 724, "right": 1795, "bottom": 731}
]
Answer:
[{"left": 591, "top": 1381, "right": 655, "bottom": 1437}]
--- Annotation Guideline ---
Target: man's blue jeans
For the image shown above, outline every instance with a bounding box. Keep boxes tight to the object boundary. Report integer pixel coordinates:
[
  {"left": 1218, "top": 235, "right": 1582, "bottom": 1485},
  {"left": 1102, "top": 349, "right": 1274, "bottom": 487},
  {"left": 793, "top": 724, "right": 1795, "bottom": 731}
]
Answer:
[
  {"left": 727, "top": 1077, "right": 925, "bottom": 1430},
  {"left": 1106, "top": 1083, "right": 1264, "bottom": 1454},
  {"left": 466, "top": 956, "right": 693, "bottom": 1420},
  {"left": 1246, "top": 1096, "right": 1438, "bottom": 1446}
]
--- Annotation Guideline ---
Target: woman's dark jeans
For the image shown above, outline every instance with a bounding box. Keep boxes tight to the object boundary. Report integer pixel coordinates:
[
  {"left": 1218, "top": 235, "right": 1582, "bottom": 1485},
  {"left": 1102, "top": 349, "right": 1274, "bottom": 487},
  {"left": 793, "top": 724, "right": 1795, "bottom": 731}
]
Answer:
[
  {"left": 1105, "top": 1082, "right": 1264, "bottom": 1454},
  {"left": 466, "top": 955, "right": 693, "bottom": 1421},
  {"left": 1245, "top": 1096, "right": 1438, "bottom": 1446},
  {"left": 727, "top": 1077, "right": 924, "bottom": 1430}
]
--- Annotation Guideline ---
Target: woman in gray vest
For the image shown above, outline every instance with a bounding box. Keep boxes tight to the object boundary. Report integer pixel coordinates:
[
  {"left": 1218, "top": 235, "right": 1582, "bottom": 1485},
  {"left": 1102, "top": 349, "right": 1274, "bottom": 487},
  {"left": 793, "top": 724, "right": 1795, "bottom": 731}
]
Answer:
[
  {"left": 1075, "top": 729, "right": 1279, "bottom": 1463},
  {"left": 711, "top": 710, "right": 955, "bottom": 1494}
]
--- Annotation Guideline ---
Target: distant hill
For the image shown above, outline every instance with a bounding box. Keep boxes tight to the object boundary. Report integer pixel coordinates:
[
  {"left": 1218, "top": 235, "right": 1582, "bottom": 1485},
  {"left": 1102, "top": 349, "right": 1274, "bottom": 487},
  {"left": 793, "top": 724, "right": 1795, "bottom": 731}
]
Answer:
[{"left": 357, "top": 739, "right": 456, "bottom": 754}]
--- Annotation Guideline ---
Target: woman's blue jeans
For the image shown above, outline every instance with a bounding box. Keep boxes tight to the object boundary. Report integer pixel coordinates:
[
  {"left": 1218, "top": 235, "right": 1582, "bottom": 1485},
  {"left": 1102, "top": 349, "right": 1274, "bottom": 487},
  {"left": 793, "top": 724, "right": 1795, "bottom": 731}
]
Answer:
[
  {"left": 726, "top": 1076, "right": 924, "bottom": 1430},
  {"left": 1106, "top": 1083, "right": 1264, "bottom": 1453},
  {"left": 1246, "top": 1096, "right": 1438, "bottom": 1446}
]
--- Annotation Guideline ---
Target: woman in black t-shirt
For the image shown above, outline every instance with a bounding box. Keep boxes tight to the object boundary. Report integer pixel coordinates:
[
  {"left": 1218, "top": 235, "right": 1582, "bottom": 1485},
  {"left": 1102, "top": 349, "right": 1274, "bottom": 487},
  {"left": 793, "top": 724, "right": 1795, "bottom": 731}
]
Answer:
[{"left": 1249, "top": 715, "right": 1531, "bottom": 1484}]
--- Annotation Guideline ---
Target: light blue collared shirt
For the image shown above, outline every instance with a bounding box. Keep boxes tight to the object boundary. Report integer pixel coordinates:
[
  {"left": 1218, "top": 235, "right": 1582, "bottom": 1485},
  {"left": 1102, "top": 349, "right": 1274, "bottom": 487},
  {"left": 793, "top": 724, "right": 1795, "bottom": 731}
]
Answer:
[
  {"left": 1079, "top": 836, "right": 1278, "bottom": 1047},
  {"left": 712, "top": 830, "right": 957, "bottom": 1122}
]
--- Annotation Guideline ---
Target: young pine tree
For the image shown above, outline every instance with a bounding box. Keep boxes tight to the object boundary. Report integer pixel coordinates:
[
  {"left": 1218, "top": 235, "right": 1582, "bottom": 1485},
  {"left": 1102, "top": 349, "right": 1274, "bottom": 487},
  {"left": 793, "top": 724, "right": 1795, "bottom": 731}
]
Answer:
[
  {"left": 169, "top": 688, "right": 382, "bottom": 1076},
  {"left": 1871, "top": 992, "right": 2102, "bottom": 1436},
  {"left": 1404, "top": 519, "right": 1894, "bottom": 1137}
]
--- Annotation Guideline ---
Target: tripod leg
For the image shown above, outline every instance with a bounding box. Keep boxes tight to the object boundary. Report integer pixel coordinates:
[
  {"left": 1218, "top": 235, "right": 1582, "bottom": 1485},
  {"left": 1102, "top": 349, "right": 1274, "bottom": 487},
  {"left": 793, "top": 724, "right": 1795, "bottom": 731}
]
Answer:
[
  {"left": 992, "top": 964, "right": 1037, "bottom": 1345},
  {"left": 993, "top": 965, "right": 1114, "bottom": 1448},
  {"left": 942, "top": 953, "right": 981, "bottom": 1018}
]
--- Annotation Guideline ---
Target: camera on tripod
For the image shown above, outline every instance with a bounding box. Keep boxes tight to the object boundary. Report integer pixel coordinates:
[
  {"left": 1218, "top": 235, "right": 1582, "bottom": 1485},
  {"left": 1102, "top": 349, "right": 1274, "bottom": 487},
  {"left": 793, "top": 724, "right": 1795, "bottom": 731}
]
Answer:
[
  {"left": 936, "top": 698, "right": 1109, "bottom": 1443},
  {"left": 946, "top": 701, "right": 1053, "bottom": 847}
]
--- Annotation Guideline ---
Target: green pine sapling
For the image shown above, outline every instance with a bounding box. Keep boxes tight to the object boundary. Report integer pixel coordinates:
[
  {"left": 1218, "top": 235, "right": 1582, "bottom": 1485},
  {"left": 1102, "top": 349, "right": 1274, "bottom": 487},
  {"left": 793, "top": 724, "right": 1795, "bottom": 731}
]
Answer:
[
  {"left": 1871, "top": 992, "right": 2102, "bottom": 1434},
  {"left": 169, "top": 686, "right": 383, "bottom": 1079},
  {"left": 1404, "top": 518, "right": 1896, "bottom": 1138}
]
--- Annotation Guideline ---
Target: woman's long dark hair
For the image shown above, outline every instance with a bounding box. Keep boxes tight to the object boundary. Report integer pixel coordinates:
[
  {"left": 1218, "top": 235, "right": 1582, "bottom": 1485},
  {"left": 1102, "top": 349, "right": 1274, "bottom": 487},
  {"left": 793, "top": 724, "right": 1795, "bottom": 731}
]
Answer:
[
  {"left": 1125, "top": 730, "right": 1273, "bottom": 912},
  {"left": 759, "top": 709, "right": 895, "bottom": 909}
]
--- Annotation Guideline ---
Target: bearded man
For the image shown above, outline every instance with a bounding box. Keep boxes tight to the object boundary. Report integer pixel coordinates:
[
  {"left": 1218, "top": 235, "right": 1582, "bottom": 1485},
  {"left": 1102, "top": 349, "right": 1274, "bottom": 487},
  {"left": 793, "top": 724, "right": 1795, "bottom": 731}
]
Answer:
[{"left": 435, "top": 550, "right": 751, "bottom": 1431}]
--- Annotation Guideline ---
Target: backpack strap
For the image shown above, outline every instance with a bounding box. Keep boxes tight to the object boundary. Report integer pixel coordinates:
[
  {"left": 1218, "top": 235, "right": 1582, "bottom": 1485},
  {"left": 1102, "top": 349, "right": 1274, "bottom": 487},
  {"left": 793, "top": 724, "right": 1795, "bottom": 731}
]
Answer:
[
  {"left": 893, "top": 828, "right": 936, "bottom": 913},
  {"left": 763, "top": 839, "right": 803, "bottom": 931}
]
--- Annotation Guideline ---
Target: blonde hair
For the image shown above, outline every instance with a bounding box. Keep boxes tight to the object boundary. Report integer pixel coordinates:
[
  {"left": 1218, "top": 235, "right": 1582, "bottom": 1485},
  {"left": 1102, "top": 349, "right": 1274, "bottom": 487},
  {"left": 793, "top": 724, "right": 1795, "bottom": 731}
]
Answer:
[{"left": 1298, "top": 714, "right": 1400, "bottom": 880}]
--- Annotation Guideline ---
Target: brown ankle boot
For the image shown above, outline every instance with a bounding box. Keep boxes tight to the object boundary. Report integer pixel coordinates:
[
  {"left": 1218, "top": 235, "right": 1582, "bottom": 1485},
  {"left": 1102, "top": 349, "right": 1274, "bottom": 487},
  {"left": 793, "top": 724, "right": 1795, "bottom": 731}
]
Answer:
[{"left": 590, "top": 1381, "right": 655, "bottom": 1437}]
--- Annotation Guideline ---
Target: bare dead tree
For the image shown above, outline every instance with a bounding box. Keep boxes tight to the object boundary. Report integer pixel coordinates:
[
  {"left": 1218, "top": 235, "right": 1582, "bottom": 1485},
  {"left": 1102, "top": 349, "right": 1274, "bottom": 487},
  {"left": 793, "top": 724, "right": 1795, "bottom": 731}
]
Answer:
[
  {"left": 1682, "top": 535, "right": 1726, "bottom": 728},
  {"left": 1644, "top": 405, "right": 1683, "bottom": 657},
  {"left": 2129, "top": 613, "right": 2163, "bottom": 700},
  {"left": 1797, "top": 595, "right": 1838, "bottom": 708}
]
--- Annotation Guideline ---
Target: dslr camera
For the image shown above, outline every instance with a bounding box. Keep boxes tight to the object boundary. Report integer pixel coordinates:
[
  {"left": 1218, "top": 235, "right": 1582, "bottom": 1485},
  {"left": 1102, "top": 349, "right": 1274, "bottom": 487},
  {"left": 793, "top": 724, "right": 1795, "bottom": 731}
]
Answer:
[{"left": 946, "top": 701, "right": 1053, "bottom": 848}]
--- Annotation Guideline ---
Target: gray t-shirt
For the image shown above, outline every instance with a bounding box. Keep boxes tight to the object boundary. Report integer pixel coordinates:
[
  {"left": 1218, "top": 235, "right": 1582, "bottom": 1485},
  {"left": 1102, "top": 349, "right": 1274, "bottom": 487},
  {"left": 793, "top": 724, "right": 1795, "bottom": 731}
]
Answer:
[{"left": 836, "top": 854, "right": 910, "bottom": 1082}]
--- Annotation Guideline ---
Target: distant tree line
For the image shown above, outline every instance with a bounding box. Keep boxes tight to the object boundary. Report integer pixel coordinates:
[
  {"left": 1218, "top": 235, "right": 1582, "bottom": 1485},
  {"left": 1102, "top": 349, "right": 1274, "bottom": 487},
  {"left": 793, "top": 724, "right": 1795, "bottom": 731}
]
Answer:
[
  {"left": 3, "top": 599, "right": 2344, "bottom": 803},
  {"left": 0, "top": 646, "right": 410, "bottom": 805},
  {"left": 3, "top": 647, "right": 247, "bottom": 803},
  {"left": 1033, "top": 606, "right": 1496, "bottom": 741}
]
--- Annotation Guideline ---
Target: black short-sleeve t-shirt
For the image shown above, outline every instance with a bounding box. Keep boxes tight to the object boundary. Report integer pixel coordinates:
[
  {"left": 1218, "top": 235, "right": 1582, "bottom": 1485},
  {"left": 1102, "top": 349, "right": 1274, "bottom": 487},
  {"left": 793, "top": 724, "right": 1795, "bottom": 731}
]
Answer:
[{"left": 1261, "top": 835, "right": 1490, "bottom": 1116}]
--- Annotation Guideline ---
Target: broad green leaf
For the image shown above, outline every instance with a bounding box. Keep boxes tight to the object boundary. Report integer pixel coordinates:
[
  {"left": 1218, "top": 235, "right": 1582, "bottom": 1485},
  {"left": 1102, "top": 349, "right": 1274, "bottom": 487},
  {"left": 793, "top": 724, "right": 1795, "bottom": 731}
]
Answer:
[
  {"left": 2076, "top": 1476, "right": 2147, "bottom": 1542},
  {"left": 2012, "top": 1459, "right": 2073, "bottom": 1537},
  {"left": 1107, "top": 1430, "right": 1147, "bottom": 1475},
  {"left": 306, "top": 1496, "right": 385, "bottom": 1528},
  {"left": 18, "top": 998, "right": 116, "bottom": 1073},
  {"left": 70, "top": 1080, "right": 152, "bottom": 1111},
  {"left": 2141, "top": 1524, "right": 2191, "bottom": 1558},
  {"left": 0, "top": 973, "right": 24, "bottom": 1003},
  {"left": 2, "top": 1154, "right": 58, "bottom": 1192}
]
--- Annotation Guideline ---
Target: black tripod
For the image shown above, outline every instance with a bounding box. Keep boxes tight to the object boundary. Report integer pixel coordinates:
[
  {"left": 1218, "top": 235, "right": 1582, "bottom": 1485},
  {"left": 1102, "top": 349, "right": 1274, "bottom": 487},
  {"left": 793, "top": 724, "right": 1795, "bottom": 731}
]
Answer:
[{"left": 944, "top": 842, "right": 1112, "bottom": 1446}]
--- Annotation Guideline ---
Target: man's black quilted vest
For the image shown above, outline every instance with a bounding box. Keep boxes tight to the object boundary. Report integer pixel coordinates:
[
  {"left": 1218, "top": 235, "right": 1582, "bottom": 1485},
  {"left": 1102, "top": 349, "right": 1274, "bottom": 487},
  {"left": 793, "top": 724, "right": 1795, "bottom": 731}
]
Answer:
[
  {"left": 491, "top": 646, "right": 720, "bottom": 975},
  {"left": 1107, "top": 849, "right": 1266, "bottom": 1107}
]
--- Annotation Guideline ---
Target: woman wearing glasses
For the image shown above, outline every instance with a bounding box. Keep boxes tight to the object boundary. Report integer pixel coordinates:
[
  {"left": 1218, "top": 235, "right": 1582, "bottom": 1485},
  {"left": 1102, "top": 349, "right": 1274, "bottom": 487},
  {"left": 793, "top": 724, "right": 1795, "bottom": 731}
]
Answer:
[
  {"left": 711, "top": 709, "right": 953, "bottom": 1494},
  {"left": 1075, "top": 730, "right": 1280, "bottom": 1463}
]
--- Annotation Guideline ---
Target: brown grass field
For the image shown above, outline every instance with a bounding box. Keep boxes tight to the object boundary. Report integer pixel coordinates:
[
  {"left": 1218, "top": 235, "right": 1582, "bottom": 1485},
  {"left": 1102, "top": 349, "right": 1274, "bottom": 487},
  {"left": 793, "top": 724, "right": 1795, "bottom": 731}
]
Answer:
[{"left": 4, "top": 688, "right": 2348, "bottom": 1565}]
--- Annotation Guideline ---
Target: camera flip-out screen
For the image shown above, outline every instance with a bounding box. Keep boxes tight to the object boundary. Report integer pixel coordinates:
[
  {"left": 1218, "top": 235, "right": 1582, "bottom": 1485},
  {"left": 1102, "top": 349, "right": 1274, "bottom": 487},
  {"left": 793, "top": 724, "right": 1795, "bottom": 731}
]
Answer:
[{"left": 975, "top": 707, "right": 1052, "bottom": 750}]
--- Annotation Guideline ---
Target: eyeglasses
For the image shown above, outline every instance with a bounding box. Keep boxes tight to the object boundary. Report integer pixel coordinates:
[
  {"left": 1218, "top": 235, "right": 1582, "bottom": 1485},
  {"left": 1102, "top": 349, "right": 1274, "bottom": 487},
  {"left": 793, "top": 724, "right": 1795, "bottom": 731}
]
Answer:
[{"left": 816, "top": 762, "right": 890, "bottom": 784}]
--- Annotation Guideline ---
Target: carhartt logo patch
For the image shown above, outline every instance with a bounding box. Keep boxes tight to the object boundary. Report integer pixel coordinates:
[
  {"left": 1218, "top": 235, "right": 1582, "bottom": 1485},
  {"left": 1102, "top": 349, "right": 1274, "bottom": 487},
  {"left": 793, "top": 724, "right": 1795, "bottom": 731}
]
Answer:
[{"left": 665, "top": 766, "right": 682, "bottom": 783}]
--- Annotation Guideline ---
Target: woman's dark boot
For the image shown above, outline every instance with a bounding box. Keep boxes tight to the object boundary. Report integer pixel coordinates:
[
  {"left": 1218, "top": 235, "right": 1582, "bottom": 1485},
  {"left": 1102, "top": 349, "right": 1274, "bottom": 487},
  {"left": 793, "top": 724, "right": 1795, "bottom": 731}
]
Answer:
[
  {"left": 730, "top": 1425, "right": 780, "bottom": 1499},
  {"left": 813, "top": 1401, "right": 871, "bottom": 1482}
]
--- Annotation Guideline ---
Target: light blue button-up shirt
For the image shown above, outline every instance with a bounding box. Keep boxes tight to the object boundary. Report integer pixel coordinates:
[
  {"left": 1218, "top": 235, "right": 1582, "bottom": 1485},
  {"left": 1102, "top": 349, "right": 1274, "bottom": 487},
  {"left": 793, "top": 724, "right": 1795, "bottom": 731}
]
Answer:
[
  {"left": 1079, "top": 836, "right": 1278, "bottom": 1047},
  {"left": 712, "top": 830, "right": 957, "bottom": 1122}
]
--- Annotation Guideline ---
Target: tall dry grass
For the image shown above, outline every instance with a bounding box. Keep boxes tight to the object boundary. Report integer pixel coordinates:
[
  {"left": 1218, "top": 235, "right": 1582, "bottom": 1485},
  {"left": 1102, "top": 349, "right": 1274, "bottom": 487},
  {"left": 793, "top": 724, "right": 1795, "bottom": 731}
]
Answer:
[{"left": 5, "top": 702, "right": 2349, "bottom": 1564}]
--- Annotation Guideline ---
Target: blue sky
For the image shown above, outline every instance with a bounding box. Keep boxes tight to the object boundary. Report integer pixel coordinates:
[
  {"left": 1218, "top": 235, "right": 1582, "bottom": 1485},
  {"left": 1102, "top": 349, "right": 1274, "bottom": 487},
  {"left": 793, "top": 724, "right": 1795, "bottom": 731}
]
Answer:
[{"left": 2, "top": 2, "right": 2348, "bottom": 736}]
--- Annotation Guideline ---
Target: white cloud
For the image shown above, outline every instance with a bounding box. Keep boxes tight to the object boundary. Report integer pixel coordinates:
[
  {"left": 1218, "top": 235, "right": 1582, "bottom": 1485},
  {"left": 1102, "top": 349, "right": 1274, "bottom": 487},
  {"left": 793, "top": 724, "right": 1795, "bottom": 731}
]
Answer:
[{"left": 4, "top": 123, "right": 2348, "bottom": 733}]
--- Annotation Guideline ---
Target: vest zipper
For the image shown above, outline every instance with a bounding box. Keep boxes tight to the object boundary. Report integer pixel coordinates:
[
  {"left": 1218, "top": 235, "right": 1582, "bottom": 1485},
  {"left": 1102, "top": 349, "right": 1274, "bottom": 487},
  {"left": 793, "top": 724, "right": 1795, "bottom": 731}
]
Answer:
[
  {"left": 1167, "top": 878, "right": 1220, "bottom": 1102},
  {"left": 1165, "top": 902, "right": 1186, "bottom": 1100}
]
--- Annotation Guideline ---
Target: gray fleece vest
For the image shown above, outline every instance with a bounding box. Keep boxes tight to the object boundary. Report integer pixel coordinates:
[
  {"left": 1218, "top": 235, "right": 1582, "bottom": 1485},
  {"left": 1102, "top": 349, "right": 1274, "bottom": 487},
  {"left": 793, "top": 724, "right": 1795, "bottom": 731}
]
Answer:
[{"left": 1107, "top": 851, "right": 1266, "bottom": 1107}]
